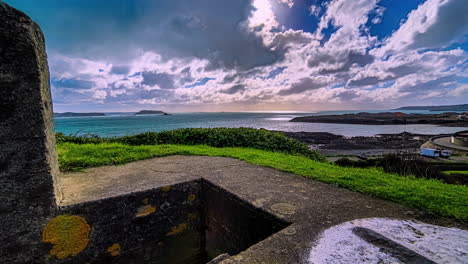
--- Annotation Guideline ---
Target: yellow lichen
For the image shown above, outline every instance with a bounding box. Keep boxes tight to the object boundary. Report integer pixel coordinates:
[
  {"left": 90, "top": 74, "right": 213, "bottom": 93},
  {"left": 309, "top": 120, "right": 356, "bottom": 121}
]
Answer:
[
  {"left": 135, "top": 199, "right": 157, "bottom": 217},
  {"left": 187, "top": 194, "right": 196, "bottom": 201},
  {"left": 162, "top": 185, "right": 171, "bottom": 192},
  {"left": 136, "top": 204, "right": 157, "bottom": 217},
  {"left": 107, "top": 243, "right": 121, "bottom": 256},
  {"left": 42, "top": 215, "right": 90, "bottom": 259},
  {"left": 166, "top": 223, "right": 188, "bottom": 236}
]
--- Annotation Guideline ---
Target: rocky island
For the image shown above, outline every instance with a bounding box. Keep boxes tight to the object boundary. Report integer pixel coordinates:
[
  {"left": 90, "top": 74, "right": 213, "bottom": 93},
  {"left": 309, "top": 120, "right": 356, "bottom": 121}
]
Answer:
[
  {"left": 290, "top": 112, "right": 468, "bottom": 127},
  {"left": 54, "top": 112, "right": 106, "bottom": 117},
  {"left": 134, "top": 110, "right": 169, "bottom": 115}
]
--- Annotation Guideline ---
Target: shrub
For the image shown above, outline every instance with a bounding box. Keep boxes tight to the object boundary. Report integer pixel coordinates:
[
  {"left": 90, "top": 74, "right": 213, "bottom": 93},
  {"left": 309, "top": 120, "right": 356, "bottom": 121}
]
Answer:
[{"left": 56, "top": 128, "right": 325, "bottom": 161}]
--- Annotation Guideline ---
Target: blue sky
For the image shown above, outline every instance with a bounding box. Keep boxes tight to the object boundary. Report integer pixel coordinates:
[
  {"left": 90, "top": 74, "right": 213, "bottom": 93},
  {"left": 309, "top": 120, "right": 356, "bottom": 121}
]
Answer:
[{"left": 5, "top": 0, "right": 468, "bottom": 112}]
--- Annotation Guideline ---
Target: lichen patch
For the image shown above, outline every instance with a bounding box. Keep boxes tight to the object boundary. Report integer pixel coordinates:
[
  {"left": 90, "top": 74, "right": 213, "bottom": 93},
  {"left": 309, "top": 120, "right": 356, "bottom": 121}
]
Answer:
[
  {"left": 136, "top": 204, "right": 156, "bottom": 217},
  {"left": 271, "top": 203, "right": 296, "bottom": 215},
  {"left": 42, "top": 215, "right": 90, "bottom": 259},
  {"left": 107, "top": 243, "right": 121, "bottom": 256},
  {"left": 188, "top": 194, "right": 196, "bottom": 201},
  {"left": 136, "top": 199, "right": 157, "bottom": 217},
  {"left": 166, "top": 223, "right": 188, "bottom": 236}
]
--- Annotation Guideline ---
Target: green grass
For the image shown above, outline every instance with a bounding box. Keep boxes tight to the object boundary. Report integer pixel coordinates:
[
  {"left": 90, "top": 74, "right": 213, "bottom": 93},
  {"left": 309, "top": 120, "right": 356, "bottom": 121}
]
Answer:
[
  {"left": 58, "top": 142, "right": 468, "bottom": 221},
  {"left": 56, "top": 128, "right": 324, "bottom": 161},
  {"left": 442, "top": 171, "right": 468, "bottom": 175}
]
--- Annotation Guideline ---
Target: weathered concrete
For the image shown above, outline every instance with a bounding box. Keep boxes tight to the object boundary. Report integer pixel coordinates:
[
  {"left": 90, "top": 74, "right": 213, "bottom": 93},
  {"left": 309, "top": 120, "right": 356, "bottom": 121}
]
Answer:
[
  {"left": 308, "top": 218, "right": 468, "bottom": 264},
  {"left": 60, "top": 156, "right": 467, "bottom": 263},
  {"left": 0, "top": 2, "right": 61, "bottom": 263},
  {"left": 432, "top": 136, "right": 468, "bottom": 153}
]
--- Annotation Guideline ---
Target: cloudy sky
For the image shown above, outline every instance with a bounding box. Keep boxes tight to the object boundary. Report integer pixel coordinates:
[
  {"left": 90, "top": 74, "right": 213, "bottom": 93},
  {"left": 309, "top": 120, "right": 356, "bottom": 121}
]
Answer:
[{"left": 6, "top": 0, "right": 468, "bottom": 112}]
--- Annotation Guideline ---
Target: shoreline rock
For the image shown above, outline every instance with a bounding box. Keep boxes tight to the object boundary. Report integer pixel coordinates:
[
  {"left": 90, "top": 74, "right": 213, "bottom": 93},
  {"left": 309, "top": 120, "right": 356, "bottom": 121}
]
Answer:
[{"left": 290, "top": 112, "right": 468, "bottom": 127}]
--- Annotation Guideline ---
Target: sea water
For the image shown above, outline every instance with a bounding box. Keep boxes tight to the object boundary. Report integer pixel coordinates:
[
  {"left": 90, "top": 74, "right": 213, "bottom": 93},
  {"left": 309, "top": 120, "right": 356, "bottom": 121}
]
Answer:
[{"left": 54, "top": 110, "right": 467, "bottom": 138}]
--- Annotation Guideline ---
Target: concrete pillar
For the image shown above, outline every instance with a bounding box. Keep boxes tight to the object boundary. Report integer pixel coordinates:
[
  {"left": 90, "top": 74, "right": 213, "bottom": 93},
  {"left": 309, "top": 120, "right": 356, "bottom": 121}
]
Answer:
[{"left": 0, "top": 2, "right": 60, "bottom": 262}]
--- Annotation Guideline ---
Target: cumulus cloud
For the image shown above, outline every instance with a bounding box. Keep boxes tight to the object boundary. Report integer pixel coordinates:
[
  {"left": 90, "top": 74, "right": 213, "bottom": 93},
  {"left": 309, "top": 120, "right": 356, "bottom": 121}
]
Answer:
[
  {"left": 309, "top": 5, "right": 322, "bottom": 17},
  {"left": 141, "top": 72, "right": 175, "bottom": 89},
  {"left": 374, "top": 0, "right": 468, "bottom": 56},
  {"left": 29, "top": 0, "right": 467, "bottom": 111},
  {"left": 221, "top": 84, "right": 247, "bottom": 94}
]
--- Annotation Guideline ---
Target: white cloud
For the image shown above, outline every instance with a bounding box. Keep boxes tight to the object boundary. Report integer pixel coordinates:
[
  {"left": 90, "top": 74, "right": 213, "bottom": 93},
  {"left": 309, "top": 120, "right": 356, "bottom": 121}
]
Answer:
[
  {"left": 48, "top": 0, "right": 468, "bottom": 111},
  {"left": 374, "top": 0, "right": 468, "bottom": 57},
  {"left": 309, "top": 5, "right": 321, "bottom": 17},
  {"left": 448, "top": 84, "right": 468, "bottom": 96},
  {"left": 277, "top": 0, "right": 294, "bottom": 8}
]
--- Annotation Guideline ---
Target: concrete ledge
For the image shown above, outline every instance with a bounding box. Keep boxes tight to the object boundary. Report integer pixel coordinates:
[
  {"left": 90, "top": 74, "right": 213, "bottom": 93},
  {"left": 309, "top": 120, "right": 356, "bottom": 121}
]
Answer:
[{"left": 58, "top": 155, "right": 466, "bottom": 263}]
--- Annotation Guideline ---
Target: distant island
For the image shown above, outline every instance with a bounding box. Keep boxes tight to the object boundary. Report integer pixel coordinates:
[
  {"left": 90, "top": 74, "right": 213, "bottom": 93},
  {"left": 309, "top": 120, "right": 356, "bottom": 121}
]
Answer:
[
  {"left": 290, "top": 112, "right": 468, "bottom": 126},
  {"left": 394, "top": 104, "right": 468, "bottom": 112},
  {"left": 54, "top": 112, "right": 106, "bottom": 117},
  {"left": 134, "top": 110, "right": 170, "bottom": 115}
]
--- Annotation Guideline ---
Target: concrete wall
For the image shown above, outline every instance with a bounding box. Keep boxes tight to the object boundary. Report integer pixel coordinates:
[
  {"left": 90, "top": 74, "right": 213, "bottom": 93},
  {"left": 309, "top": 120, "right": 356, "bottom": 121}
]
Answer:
[
  {"left": 0, "top": 2, "right": 60, "bottom": 262},
  {"left": 57, "top": 181, "right": 203, "bottom": 264}
]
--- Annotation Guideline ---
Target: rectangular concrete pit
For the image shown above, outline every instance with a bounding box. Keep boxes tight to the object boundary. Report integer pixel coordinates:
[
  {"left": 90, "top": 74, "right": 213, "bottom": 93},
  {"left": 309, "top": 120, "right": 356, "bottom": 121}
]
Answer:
[
  {"left": 57, "top": 179, "right": 289, "bottom": 263},
  {"left": 202, "top": 180, "right": 290, "bottom": 260}
]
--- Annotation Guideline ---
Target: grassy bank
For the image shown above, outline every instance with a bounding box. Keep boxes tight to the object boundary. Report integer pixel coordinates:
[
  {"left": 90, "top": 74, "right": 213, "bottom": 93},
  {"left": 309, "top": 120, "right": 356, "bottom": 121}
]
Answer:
[
  {"left": 56, "top": 127, "right": 324, "bottom": 161},
  {"left": 443, "top": 171, "right": 468, "bottom": 175},
  {"left": 58, "top": 142, "right": 468, "bottom": 221}
]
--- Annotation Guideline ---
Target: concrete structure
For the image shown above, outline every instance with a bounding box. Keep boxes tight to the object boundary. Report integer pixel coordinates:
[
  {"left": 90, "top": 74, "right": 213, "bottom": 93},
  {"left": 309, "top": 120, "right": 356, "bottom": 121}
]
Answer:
[
  {"left": 0, "top": 2, "right": 61, "bottom": 262},
  {"left": 451, "top": 130, "right": 468, "bottom": 147},
  {"left": 1, "top": 2, "right": 467, "bottom": 263},
  {"left": 430, "top": 133, "right": 468, "bottom": 154}
]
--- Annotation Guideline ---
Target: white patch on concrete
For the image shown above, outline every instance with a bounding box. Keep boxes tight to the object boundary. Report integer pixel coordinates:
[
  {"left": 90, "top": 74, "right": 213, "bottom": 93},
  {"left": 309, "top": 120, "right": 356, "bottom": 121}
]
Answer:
[{"left": 307, "top": 218, "right": 468, "bottom": 264}]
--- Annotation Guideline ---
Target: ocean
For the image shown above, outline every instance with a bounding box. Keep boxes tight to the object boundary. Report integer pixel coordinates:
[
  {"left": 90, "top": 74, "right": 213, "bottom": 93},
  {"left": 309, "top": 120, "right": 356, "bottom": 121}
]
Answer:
[{"left": 54, "top": 110, "right": 467, "bottom": 138}]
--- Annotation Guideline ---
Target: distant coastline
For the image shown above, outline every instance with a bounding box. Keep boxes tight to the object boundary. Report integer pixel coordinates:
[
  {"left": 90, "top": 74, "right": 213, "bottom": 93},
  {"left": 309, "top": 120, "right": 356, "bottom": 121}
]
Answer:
[
  {"left": 54, "top": 112, "right": 106, "bottom": 117},
  {"left": 290, "top": 112, "right": 468, "bottom": 127},
  {"left": 393, "top": 104, "right": 468, "bottom": 112},
  {"left": 54, "top": 110, "right": 170, "bottom": 117}
]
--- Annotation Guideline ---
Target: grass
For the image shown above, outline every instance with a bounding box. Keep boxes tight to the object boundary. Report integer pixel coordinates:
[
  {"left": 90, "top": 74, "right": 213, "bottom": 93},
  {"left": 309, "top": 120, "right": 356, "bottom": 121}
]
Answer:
[
  {"left": 58, "top": 142, "right": 468, "bottom": 221},
  {"left": 442, "top": 171, "right": 468, "bottom": 175}
]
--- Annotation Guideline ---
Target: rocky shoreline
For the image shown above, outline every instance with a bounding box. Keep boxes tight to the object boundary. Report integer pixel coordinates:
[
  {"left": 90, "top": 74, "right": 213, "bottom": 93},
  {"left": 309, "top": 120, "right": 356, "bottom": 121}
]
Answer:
[
  {"left": 290, "top": 112, "right": 468, "bottom": 127},
  {"left": 279, "top": 131, "right": 432, "bottom": 151}
]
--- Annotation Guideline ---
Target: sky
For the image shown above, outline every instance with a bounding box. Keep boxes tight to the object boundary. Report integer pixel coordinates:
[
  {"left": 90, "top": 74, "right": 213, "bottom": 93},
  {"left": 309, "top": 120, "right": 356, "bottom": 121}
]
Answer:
[{"left": 5, "top": 0, "right": 468, "bottom": 112}]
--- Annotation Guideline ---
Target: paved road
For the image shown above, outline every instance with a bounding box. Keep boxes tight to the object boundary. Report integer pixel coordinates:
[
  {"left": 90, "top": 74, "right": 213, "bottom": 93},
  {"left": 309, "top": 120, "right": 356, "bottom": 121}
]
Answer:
[{"left": 432, "top": 136, "right": 468, "bottom": 152}]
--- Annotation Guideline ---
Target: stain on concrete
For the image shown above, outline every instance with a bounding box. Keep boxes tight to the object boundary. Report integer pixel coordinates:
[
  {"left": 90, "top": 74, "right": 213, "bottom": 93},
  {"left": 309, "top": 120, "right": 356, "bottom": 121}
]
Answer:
[
  {"left": 271, "top": 203, "right": 296, "bottom": 215},
  {"left": 42, "top": 215, "right": 90, "bottom": 259}
]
